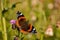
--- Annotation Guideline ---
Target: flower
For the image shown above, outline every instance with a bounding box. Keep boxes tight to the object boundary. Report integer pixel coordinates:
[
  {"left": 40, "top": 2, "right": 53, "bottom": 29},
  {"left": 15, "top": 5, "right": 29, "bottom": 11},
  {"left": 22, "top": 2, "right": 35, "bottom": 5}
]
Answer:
[
  {"left": 48, "top": 3, "right": 54, "bottom": 9},
  {"left": 10, "top": 20, "right": 16, "bottom": 24},
  {"left": 45, "top": 25, "right": 53, "bottom": 36}
]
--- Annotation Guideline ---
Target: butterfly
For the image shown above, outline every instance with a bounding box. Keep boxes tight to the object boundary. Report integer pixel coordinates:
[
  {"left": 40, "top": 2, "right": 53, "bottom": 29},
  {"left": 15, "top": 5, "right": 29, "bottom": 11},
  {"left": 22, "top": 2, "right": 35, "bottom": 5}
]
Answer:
[{"left": 10, "top": 11, "right": 37, "bottom": 34}]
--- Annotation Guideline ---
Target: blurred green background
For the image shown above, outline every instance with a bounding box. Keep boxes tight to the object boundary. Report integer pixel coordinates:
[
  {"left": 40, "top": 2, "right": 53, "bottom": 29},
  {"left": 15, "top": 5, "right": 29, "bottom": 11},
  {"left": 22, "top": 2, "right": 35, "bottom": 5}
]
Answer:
[{"left": 0, "top": 0, "right": 60, "bottom": 40}]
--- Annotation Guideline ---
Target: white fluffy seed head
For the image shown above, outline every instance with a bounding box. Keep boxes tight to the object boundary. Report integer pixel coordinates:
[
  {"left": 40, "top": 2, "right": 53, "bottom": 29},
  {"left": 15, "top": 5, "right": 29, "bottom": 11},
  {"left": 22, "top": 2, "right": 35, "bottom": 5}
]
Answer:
[{"left": 45, "top": 26, "right": 53, "bottom": 36}]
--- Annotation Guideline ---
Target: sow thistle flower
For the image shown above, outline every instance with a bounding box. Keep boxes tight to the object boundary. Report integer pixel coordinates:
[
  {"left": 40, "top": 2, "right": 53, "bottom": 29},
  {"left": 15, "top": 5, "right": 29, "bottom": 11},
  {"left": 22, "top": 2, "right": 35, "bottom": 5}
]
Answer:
[
  {"left": 10, "top": 20, "right": 16, "bottom": 29},
  {"left": 45, "top": 25, "right": 53, "bottom": 36},
  {"left": 10, "top": 20, "right": 16, "bottom": 24}
]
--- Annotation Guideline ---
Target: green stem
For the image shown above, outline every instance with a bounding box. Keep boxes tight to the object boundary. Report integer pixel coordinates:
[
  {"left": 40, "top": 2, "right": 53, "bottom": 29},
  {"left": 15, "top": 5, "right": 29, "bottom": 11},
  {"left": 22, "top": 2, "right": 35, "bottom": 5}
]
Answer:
[
  {"left": 41, "top": 34, "right": 44, "bottom": 40},
  {"left": 1, "top": 0, "right": 7, "bottom": 40},
  {"left": 2, "top": 17, "right": 7, "bottom": 40}
]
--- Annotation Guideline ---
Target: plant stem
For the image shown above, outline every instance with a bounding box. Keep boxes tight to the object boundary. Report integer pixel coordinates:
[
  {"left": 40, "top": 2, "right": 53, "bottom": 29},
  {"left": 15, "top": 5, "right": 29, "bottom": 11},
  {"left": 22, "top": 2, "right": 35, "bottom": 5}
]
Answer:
[
  {"left": 2, "top": 17, "right": 7, "bottom": 40},
  {"left": 41, "top": 34, "right": 44, "bottom": 40},
  {"left": 1, "top": 0, "right": 7, "bottom": 40}
]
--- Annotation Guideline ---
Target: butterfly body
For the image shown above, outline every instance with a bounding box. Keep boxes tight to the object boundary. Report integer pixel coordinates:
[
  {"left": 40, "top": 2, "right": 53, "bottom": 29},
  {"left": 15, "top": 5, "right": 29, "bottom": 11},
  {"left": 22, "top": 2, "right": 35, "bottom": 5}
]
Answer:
[{"left": 11, "top": 11, "right": 37, "bottom": 34}]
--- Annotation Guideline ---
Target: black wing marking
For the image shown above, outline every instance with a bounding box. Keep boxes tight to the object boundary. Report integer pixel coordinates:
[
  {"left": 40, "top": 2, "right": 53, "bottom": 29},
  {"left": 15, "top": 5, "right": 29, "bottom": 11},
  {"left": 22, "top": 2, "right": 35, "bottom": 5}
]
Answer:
[
  {"left": 31, "top": 26, "right": 37, "bottom": 33},
  {"left": 16, "top": 11, "right": 24, "bottom": 19}
]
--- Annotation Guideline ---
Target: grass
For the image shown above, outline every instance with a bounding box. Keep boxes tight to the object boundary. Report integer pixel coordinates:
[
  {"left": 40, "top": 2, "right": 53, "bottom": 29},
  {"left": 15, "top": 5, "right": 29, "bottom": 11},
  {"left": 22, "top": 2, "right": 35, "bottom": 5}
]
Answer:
[{"left": 0, "top": 0, "right": 60, "bottom": 40}]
